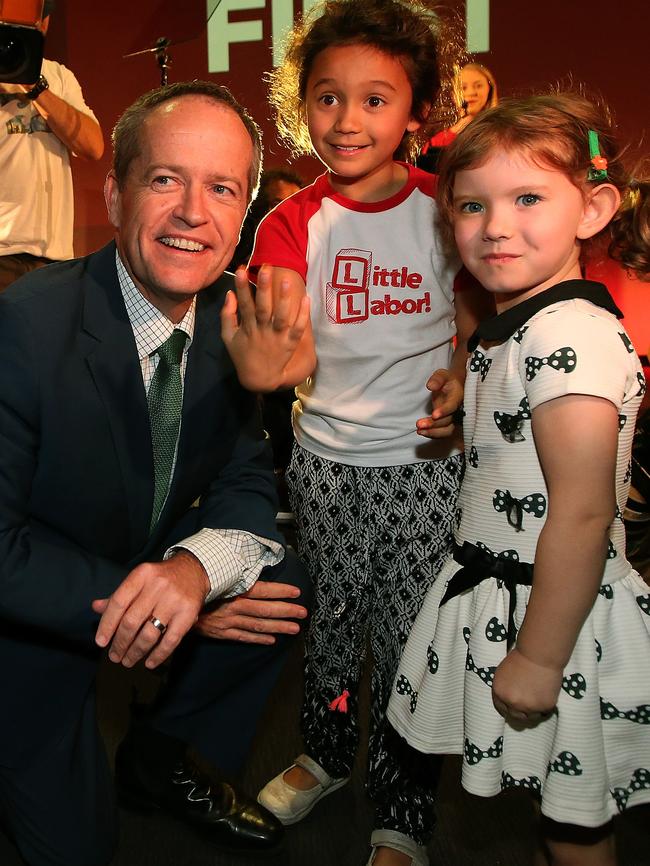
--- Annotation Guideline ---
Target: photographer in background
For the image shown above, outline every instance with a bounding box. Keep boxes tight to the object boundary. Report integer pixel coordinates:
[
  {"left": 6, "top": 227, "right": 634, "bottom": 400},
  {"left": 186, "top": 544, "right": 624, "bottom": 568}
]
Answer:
[{"left": 0, "top": 0, "right": 103, "bottom": 292}]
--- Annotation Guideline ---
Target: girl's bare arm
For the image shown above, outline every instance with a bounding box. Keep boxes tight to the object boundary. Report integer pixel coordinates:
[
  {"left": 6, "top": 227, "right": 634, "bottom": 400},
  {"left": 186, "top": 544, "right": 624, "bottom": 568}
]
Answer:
[{"left": 492, "top": 393, "right": 618, "bottom": 718}]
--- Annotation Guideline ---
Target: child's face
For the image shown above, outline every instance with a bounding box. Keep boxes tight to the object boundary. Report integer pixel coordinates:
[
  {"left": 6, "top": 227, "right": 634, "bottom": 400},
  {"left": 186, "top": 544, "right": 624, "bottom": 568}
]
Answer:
[
  {"left": 305, "top": 44, "right": 420, "bottom": 199},
  {"left": 452, "top": 150, "right": 587, "bottom": 310}
]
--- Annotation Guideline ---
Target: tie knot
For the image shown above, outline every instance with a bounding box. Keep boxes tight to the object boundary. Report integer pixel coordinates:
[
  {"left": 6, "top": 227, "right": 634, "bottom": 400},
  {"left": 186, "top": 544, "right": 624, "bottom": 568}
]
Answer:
[{"left": 157, "top": 329, "right": 187, "bottom": 367}]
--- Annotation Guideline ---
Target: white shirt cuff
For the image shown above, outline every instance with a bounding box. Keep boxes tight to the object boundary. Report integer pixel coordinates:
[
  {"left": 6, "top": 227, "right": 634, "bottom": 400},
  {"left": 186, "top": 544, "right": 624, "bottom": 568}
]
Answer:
[{"left": 165, "top": 527, "right": 284, "bottom": 603}]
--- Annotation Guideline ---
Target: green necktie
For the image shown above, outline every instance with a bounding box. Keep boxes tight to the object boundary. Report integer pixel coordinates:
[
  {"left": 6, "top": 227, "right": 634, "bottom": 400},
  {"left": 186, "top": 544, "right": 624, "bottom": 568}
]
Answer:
[{"left": 147, "top": 329, "right": 187, "bottom": 530}]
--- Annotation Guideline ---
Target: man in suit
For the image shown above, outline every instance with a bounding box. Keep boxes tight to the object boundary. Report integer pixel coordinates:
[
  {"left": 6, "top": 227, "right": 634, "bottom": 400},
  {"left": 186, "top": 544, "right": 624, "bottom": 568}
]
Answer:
[{"left": 0, "top": 81, "right": 310, "bottom": 866}]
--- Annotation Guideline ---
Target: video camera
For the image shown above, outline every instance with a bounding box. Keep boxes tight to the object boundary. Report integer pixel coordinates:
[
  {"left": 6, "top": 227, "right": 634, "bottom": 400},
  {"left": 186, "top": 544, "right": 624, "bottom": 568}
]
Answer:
[{"left": 0, "top": 0, "right": 45, "bottom": 84}]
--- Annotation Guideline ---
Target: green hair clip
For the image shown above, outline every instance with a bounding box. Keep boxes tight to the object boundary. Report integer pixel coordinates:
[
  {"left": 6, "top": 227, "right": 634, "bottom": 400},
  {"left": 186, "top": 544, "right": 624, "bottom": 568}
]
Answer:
[{"left": 587, "top": 129, "right": 608, "bottom": 182}]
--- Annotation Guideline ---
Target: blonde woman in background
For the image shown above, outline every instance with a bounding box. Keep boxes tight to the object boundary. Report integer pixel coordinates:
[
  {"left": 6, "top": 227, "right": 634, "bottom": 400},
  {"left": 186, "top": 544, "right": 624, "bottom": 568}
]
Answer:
[{"left": 418, "top": 62, "right": 498, "bottom": 171}]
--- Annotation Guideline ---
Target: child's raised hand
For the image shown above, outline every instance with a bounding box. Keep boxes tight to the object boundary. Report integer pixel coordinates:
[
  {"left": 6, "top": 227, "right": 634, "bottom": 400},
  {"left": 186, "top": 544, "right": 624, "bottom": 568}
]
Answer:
[
  {"left": 415, "top": 369, "right": 464, "bottom": 438},
  {"left": 220, "top": 264, "right": 312, "bottom": 392},
  {"left": 492, "top": 646, "right": 562, "bottom": 722}
]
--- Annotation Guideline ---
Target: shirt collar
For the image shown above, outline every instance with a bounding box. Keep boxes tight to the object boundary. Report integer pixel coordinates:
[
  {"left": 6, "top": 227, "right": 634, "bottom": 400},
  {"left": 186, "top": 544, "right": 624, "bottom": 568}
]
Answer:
[
  {"left": 468, "top": 279, "right": 623, "bottom": 351},
  {"left": 115, "top": 251, "right": 195, "bottom": 360}
]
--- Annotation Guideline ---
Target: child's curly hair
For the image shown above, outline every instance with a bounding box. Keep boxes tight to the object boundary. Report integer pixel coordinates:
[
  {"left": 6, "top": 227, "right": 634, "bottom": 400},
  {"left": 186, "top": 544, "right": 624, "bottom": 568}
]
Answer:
[
  {"left": 436, "top": 91, "right": 650, "bottom": 279},
  {"left": 268, "top": 0, "right": 465, "bottom": 162}
]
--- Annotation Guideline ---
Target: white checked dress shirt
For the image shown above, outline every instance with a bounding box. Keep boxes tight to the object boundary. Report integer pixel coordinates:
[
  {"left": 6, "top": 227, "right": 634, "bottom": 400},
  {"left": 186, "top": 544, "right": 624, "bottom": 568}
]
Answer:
[{"left": 116, "top": 253, "right": 283, "bottom": 603}]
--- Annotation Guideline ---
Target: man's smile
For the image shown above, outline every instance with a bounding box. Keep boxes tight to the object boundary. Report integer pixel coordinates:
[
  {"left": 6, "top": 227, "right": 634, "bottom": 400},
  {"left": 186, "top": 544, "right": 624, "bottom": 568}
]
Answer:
[{"left": 158, "top": 236, "right": 208, "bottom": 252}]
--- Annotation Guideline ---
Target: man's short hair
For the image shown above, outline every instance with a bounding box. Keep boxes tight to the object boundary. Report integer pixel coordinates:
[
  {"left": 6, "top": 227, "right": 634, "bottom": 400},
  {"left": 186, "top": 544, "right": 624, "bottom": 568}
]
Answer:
[{"left": 111, "top": 81, "right": 263, "bottom": 203}]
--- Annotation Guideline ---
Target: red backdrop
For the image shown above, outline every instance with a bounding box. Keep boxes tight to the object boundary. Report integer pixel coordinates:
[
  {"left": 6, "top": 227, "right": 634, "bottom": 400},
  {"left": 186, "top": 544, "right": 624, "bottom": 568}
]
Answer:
[{"left": 44, "top": 0, "right": 648, "bottom": 351}]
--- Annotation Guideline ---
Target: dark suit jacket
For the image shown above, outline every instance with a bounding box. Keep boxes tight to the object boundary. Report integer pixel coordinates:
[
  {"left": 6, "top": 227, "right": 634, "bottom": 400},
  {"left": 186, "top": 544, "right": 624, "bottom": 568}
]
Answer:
[{"left": 0, "top": 242, "right": 281, "bottom": 765}]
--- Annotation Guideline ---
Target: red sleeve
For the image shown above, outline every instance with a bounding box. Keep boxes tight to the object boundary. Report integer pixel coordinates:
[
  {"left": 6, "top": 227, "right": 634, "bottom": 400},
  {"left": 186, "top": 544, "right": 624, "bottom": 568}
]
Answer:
[
  {"left": 248, "top": 186, "right": 315, "bottom": 282},
  {"left": 409, "top": 163, "right": 437, "bottom": 197},
  {"left": 423, "top": 129, "right": 457, "bottom": 151}
]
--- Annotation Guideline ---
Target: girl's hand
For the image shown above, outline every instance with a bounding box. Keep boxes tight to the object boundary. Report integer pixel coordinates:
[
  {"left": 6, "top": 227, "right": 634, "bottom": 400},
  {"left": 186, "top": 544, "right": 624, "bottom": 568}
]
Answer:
[
  {"left": 492, "top": 647, "right": 562, "bottom": 722},
  {"left": 415, "top": 369, "right": 464, "bottom": 438},
  {"left": 220, "top": 265, "right": 312, "bottom": 391}
]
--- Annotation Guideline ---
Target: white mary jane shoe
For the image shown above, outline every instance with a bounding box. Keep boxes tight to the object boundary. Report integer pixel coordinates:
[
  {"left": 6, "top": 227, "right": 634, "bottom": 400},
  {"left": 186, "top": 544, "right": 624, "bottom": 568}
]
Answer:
[
  {"left": 257, "top": 753, "right": 349, "bottom": 825},
  {"left": 366, "top": 829, "right": 429, "bottom": 865}
]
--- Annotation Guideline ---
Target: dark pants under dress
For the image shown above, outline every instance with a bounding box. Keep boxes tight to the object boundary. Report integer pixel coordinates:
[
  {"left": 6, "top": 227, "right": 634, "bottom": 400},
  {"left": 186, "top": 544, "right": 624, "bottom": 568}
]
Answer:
[{"left": 287, "top": 443, "right": 463, "bottom": 843}]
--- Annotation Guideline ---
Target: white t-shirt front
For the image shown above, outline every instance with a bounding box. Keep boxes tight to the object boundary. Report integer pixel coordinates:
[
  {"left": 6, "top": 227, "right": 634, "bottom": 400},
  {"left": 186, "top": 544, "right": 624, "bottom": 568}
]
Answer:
[{"left": 251, "top": 165, "right": 460, "bottom": 466}]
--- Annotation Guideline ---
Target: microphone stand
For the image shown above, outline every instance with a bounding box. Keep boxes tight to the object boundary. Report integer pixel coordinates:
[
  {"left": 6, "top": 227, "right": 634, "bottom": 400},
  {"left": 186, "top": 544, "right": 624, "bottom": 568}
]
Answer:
[
  {"left": 154, "top": 37, "right": 171, "bottom": 86},
  {"left": 123, "top": 36, "right": 172, "bottom": 87}
]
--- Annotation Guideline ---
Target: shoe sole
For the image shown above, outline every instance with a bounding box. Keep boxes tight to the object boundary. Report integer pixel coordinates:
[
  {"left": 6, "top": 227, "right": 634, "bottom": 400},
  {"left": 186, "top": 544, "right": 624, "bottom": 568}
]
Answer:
[{"left": 257, "top": 776, "right": 349, "bottom": 826}]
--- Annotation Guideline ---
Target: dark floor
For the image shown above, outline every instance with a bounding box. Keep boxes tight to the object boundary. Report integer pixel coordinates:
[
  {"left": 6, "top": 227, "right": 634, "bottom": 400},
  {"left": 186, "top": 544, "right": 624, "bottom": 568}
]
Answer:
[{"left": 1, "top": 633, "right": 648, "bottom": 866}]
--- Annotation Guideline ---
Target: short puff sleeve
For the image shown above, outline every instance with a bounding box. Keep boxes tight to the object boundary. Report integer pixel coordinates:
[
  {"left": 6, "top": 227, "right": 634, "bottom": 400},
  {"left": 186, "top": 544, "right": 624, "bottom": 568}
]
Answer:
[{"left": 518, "top": 305, "right": 640, "bottom": 413}]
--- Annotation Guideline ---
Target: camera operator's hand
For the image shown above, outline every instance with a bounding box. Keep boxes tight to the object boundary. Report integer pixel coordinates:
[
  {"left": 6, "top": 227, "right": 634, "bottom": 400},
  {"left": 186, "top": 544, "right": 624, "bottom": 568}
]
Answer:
[
  {"left": 0, "top": 79, "right": 104, "bottom": 160},
  {"left": 0, "top": 83, "right": 29, "bottom": 95}
]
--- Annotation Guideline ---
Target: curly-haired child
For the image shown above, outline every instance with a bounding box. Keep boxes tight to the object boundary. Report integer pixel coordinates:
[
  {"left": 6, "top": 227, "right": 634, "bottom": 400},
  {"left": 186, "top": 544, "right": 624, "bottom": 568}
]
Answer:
[{"left": 220, "top": 1, "right": 487, "bottom": 863}]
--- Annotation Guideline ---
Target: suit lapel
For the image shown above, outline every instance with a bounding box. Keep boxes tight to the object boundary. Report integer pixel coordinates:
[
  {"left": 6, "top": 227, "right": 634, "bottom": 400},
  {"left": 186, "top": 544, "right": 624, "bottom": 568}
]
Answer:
[{"left": 80, "top": 243, "right": 154, "bottom": 552}]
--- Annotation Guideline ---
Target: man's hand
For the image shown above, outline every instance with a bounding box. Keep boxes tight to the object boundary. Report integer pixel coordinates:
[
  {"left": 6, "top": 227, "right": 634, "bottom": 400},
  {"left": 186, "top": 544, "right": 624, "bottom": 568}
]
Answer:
[
  {"left": 92, "top": 551, "right": 210, "bottom": 670},
  {"left": 221, "top": 265, "right": 311, "bottom": 391},
  {"left": 492, "top": 647, "right": 562, "bottom": 722},
  {"left": 415, "top": 369, "right": 464, "bottom": 438},
  {"left": 195, "top": 580, "right": 308, "bottom": 645}
]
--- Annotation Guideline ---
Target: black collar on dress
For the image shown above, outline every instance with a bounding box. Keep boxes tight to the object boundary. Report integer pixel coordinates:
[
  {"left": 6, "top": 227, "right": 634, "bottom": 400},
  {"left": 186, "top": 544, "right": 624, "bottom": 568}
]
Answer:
[{"left": 468, "top": 279, "right": 623, "bottom": 351}]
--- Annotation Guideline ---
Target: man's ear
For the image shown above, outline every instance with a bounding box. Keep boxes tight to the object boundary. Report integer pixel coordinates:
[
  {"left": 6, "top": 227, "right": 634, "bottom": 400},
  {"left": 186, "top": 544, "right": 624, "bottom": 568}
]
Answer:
[
  {"left": 577, "top": 183, "right": 621, "bottom": 240},
  {"left": 104, "top": 171, "right": 121, "bottom": 229}
]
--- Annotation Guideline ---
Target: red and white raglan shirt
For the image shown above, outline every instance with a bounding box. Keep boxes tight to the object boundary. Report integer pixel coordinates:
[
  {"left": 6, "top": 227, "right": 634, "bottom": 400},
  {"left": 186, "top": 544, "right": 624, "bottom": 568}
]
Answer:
[{"left": 250, "top": 164, "right": 460, "bottom": 467}]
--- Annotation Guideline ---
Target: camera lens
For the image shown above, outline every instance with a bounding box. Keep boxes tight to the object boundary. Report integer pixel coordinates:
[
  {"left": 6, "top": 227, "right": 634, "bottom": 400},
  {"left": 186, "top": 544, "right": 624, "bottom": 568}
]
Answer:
[
  {"left": 0, "top": 25, "right": 43, "bottom": 83},
  {"left": 0, "top": 35, "right": 28, "bottom": 78}
]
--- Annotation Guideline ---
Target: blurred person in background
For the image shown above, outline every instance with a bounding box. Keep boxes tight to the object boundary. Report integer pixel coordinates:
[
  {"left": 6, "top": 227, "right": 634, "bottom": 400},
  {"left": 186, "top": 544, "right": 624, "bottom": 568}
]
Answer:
[
  {"left": 0, "top": 0, "right": 104, "bottom": 292},
  {"left": 418, "top": 61, "right": 497, "bottom": 173},
  {"left": 229, "top": 167, "right": 303, "bottom": 271}
]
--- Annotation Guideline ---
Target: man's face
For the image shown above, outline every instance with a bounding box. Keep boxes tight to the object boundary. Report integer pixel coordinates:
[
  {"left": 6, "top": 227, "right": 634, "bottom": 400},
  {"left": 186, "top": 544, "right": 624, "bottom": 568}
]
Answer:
[{"left": 105, "top": 95, "right": 253, "bottom": 321}]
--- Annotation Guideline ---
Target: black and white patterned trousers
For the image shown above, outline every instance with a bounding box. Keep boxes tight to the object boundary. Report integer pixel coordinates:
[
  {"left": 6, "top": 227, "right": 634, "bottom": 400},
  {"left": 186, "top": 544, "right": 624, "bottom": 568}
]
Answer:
[{"left": 287, "top": 444, "right": 463, "bottom": 843}]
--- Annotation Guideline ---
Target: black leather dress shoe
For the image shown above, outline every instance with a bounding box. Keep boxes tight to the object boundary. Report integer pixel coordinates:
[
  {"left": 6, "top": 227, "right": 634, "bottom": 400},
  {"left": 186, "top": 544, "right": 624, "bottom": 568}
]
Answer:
[{"left": 115, "top": 734, "right": 283, "bottom": 854}]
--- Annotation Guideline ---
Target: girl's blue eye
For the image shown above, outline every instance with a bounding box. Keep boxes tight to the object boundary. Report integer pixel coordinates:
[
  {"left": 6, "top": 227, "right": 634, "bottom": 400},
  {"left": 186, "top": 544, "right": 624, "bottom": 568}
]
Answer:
[
  {"left": 459, "top": 201, "right": 484, "bottom": 214},
  {"left": 517, "top": 193, "right": 540, "bottom": 207}
]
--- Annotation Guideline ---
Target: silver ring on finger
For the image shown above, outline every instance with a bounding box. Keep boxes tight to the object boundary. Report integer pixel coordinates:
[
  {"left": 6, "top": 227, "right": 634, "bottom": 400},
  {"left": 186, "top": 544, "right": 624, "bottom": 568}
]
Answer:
[{"left": 149, "top": 616, "right": 167, "bottom": 636}]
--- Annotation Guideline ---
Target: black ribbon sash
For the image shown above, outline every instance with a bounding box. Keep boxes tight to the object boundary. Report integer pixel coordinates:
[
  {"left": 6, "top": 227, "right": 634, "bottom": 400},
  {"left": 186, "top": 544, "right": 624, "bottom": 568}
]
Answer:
[{"left": 441, "top": 541, "right": 534, "bottom": 647}]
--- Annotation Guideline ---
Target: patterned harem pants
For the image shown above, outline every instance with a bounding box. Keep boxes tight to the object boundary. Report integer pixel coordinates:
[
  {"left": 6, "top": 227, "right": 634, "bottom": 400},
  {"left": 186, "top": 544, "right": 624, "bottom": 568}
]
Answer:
[{"left": 287, "top": 444, "right": 463, "bottom": 842}]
